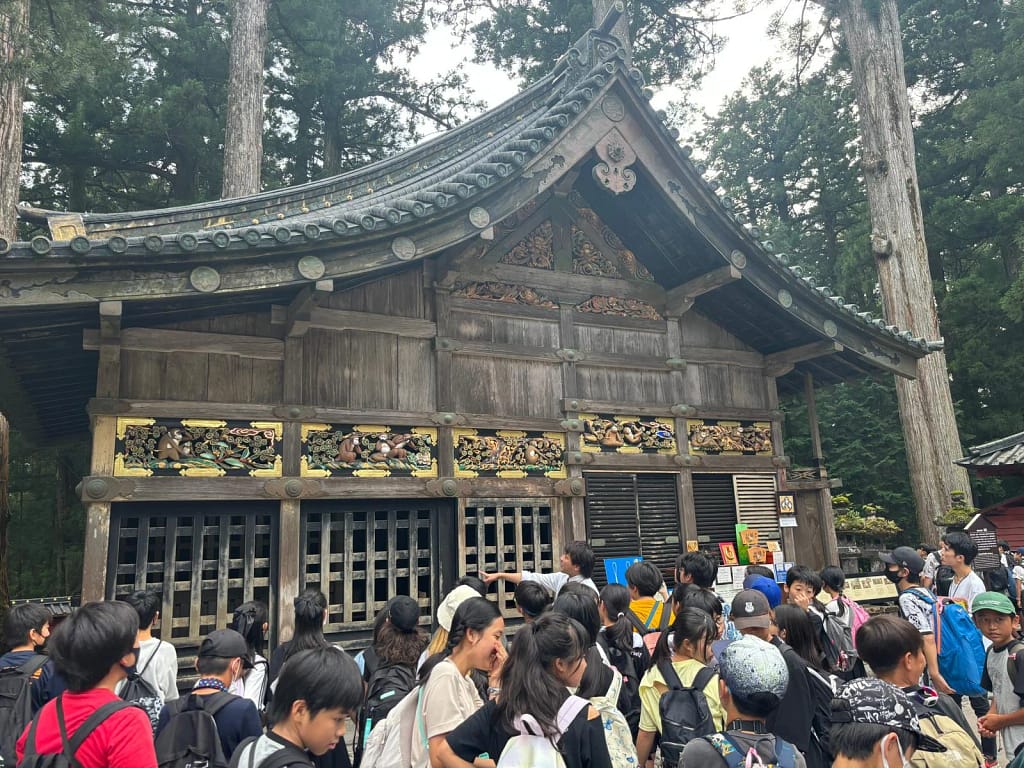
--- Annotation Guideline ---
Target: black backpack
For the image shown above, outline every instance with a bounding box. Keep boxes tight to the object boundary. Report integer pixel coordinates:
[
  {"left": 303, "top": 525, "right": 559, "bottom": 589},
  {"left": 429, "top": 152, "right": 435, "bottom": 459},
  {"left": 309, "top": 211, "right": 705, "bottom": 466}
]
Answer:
[
  {"left": 0, "top": 653, "right": 49, "bottom": 765},
  {"left": 19, "top": 696, "right": 134, "bottom": 768},
  {"left": 229, "top": 735, "right": 315, "bottom": 768},
  {"left": 935, "top": 565, "right": 955, "bottom": 597},
  {"left": 119, "top": 639, "right": 167, "bottom": 732},
  {"left": 154, "top": 690, "right": 234, "bottom": 768},
  {"left": 656, "top": 660, "right": 717, "bottom": 768},
  {"left": 596, "top": 633, "right": 643, "bottom": 738},
  {"left": 355, "top": 662, "right": 416, "bottom": 761}
]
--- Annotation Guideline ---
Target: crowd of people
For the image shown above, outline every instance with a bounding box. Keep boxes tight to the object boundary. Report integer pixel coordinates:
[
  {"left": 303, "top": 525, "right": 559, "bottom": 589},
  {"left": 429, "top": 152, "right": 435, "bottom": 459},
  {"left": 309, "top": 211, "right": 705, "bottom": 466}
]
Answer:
[{"left": 1, "top": 530, "right": 1023, "bottom": 768}]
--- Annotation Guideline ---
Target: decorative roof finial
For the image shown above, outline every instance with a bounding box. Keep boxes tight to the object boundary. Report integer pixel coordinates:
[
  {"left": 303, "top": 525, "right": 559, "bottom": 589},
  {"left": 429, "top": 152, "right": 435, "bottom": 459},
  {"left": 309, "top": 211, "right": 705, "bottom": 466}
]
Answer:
[{"left": 593, "top": 1, "right": 631, "bottom": 64}]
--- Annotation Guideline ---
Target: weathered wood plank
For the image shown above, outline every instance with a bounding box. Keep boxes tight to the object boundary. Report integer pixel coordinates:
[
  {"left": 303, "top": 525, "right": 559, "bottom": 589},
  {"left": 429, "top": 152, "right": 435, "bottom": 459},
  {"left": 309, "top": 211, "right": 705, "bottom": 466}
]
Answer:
[
  {"left": 764, "top": 341, "right": 843, "bottom": 377},
  {"left": 303, "top": 307, "right": 436, "bottom": 339},
  {"left": 277, "top": 500, "right": 301, "bottom": 641},
  {"left": 85, "top": 328, "right": 284, "bottom": 360},
  {"left": 665, "top": 265, "right": 742, "bottom": 316}
]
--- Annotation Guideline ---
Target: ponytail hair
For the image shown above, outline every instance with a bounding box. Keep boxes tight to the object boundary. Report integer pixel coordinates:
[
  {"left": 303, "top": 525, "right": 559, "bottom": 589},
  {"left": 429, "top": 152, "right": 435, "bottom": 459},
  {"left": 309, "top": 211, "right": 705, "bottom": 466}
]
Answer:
[
  {"left": 231, "top": 600, "right": 269, "bottom": 656},
  {"left": 497, "top": 613, "right": 588, "bottom": 738},
  {"left": 284, "top": 588, "right": 328, "bottom": 661},
  {"left": 418, "top": 597, "right": 500, "bottom": 685},
  {"left": 653, "top": 607, "right": 716, "bottom": 664},
  {"left": 600, "top": 584, "right": 634, "bottom": 657},
  {"left": 552, "top": 591, "right": 600, "bottom": 646}
]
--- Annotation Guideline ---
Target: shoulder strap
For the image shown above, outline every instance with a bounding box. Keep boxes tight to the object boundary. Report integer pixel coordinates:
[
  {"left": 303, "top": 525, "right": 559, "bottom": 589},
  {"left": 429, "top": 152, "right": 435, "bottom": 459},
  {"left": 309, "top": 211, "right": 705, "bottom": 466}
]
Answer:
[
  {"left": 256, "top": 744, "right": 315, "bottom": 768},
  {"left": 659, "top": 602, "right": 671, "bottom": 631},
  {"left": 656, "top": 659, "right": 684, "bottom": 691},
  {"left": 198, "top": 690, "right": 237, "bottom": 717},
  {"left": 68, "top": 700, "right": 135, "bottom": 754},
  {"left": 17, "top": 654, "right": 50, "bottom": 676},
  {"left": 773, "top": 737, "right": 797, "bottom": 768},
  {"left": 555, "top": 695, "right": 590, "bottom": 736},
  {"left": 137, "top": 639, "right": 162, "bottom": 677},
  {"left": 228, "top": 735, "right": 261, "bottom": 768},
  {"left": 1006, "top": 640, "right": 1024, "bottom": 688},
  {"left": 691, "top": 665, "right": 717, "bottom": 693},
  {"left": 626, "top": 609, "right": 649, "bottom": 635},
  {"left": 703, "top": 733, "right": 745, "bottom": 768}
]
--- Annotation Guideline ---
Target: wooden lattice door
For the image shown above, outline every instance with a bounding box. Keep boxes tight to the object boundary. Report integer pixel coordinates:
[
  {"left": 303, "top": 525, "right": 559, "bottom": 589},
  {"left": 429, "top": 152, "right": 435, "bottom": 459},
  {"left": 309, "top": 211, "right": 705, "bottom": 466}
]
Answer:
[
  {"left": 302, "top": 499, "right": 453, "bottom": 642},
  {"left": 108, "top": 502, "right": 278, "bottom": 647}
]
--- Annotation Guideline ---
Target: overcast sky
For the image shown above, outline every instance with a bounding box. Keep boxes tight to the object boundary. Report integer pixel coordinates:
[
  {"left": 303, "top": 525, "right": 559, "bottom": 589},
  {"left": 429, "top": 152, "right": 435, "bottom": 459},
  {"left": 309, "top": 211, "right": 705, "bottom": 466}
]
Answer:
[{"left": 409, "top": 0, "right": 815, "bottom": 131}]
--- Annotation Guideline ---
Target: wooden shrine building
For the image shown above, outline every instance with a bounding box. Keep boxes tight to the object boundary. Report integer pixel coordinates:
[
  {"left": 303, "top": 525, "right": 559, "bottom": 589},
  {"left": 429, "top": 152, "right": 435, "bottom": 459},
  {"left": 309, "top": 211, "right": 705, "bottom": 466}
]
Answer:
[
  {"left": 0, "top": 22, "right": 934, "bottom": 649},
  {"left": 957, "top": 432, "right": 1024, "bottom": 547}
]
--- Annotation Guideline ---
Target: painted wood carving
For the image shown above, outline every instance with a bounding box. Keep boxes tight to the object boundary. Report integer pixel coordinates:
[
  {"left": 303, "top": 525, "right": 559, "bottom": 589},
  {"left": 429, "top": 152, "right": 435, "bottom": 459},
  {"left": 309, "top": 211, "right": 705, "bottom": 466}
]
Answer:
[
  {"left": 570, "top": 192, "right": 654, "bottom": 281},
  {"left": 576, "top": 295, "right": 662, "bottom": 320},
  {"left": 571, "top": 225, "right": 621, "bottom": 277},
  {"left": 686, "top": 419, "right": 774, "bottom": 455},
  {"left": 114, "top": 418, "right": 282, "bottom": 477},
  {"left": 500, "top": 221, "right": 554, "bottom": 269},
  {"left": 301, "top": 424, "right": 437, "bottom": 477},
  {"left": 580, "top": 415, "right": 676, "bottom": 454},
  {"left": 452, "top": 281, "right": 558, "bottom": 309},
  {"left": 454, "top": 429, "right": 566, "bottom": 478}
]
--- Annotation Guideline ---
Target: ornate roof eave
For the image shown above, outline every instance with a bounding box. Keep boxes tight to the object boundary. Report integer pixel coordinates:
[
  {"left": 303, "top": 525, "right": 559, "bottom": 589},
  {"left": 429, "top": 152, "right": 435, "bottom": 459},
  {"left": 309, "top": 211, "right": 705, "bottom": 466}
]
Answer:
[
  {"left": 0, "top": 23, "right": 929, "bottom": 380},
  {"left": 957, "top": 430, "right": 1024, "bottom": 470}
]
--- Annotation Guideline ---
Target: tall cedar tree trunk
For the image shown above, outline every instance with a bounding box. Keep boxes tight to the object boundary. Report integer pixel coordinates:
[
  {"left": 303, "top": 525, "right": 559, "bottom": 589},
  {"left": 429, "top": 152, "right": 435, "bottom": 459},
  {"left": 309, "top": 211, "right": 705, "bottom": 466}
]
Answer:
[
  {"left": 0, "top": 413, "right": 11, "bottom": 625},
  {"left": 833, "top": 0, "right": 972, "bottom": 542},
  {"left": 592, "top": 0, "right": 631, "bottom": 60},
  {"left": 221, "top": 0, "right": 269, "bottom": 199},
  {"left": 0, "top": 0, "right": 30, "bottom": 241}
]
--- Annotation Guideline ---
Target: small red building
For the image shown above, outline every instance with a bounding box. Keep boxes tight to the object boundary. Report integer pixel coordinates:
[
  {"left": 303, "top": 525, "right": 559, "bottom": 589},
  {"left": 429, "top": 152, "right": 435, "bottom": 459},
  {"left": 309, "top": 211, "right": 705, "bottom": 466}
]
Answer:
[{"left": 957, "top": 431, "right": 1024, "bottom": 547}]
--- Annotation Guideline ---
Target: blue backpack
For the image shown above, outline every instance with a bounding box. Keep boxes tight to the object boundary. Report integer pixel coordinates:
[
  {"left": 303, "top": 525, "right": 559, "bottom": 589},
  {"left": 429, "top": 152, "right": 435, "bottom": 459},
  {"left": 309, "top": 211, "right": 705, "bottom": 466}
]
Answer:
[
  {"left": 913, "top": 590, "right": 987, "bottom": 696},
  {"left": 703, "top": 732, "right": 797, "bottom": 768}
]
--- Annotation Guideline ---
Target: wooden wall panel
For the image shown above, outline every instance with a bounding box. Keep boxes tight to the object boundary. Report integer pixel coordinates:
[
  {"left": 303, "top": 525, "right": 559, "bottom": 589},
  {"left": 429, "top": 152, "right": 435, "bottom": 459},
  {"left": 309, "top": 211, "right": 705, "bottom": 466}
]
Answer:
[
  {"left": 452, "top": 357, "right": 562, "bottom": 418},
  {"left": 576, "top": 367, "right": 674, "bottom": 403},
  {"left": 575, "top": 325, "right": 667, "bottom": 357},
  {"left": 346, "top": 332, "right": 399, "bottom": 410},
  {"left": 302, "top": 328, "right": 349, "bottom": 408},
  {"left": 450, "top": 311, "right": 560, "bottom": 347},
  {"left": 699, "top": 364, "right": 732, "bottom": 405},
  {"left": 207, "top": 354, "right": 254, "bottom": 403},
  {"left": 163, "top": 352, "right": 209, "bottom": 401},
  {"left": 326, "top": 269, "right": 426, "bottom": 318},
  {"left": 680, "top": 311, "right": 754, "bottom": 351},
  {"left": 396, "top": 338, "right": 436, "bottom": 412},
  {"left": 728, "top": 367, "right": 770, "bottom": 409},
  {"left": 120, "top": 350, "right": 166, "bottom": 399}
]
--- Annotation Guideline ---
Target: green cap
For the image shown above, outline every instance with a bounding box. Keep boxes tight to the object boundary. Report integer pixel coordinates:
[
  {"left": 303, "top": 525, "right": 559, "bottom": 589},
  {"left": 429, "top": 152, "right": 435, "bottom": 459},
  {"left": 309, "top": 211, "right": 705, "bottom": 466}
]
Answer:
[{"left": 973, "top": 591, "right": 1016, "bottom": 616}]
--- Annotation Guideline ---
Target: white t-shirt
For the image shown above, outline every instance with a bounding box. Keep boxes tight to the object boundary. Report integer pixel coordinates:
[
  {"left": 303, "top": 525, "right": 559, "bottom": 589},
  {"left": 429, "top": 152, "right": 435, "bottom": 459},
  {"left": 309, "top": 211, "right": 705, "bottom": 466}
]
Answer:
[
  {"left": 987, "top": 645, "right": 1024, "bottom": 756},
  {"left": 922, "top": 552, "right": 940, "bottom": 582},
  {"left": 949, "top": 570, "right": 987, "bottom": 614},
  {"left": 228, "top": 652, "right": 268, "bottom": 709},
  {"left": 1013, "top": 565, "right": 1024, "bottom": 592},
  {"left": 521, "top": 571, "right": 599, "bottom": 597},
  {"left": 410, "top": 658, "right": 484, "bottom": 767}
]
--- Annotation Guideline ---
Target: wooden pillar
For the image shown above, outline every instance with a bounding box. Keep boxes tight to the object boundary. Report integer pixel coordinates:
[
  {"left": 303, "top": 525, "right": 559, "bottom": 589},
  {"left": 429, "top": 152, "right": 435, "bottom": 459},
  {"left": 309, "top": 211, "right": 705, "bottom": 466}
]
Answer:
[
  {"left": 804, "top": 372, "right": 824, "bottom": 467},
  {"left": 801, "top": 372, "right": 840, "bottom": 566},
  {"left": 277, "top": 499, "right": 301, "bottom": 641},
  {"left": 677, "top": 469, "right": 697, "bottom": 544},
  {"left": 82, "top": 302, "right": 122, "bottom": 603}
]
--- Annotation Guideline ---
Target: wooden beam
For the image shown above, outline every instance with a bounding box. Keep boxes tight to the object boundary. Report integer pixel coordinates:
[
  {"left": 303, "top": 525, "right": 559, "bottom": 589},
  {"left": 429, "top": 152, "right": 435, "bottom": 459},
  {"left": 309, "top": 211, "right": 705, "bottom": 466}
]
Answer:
[
  {"left": 95, "top": 301, "right": 122, "bottom": 400},
  {"left": 665, "top": 265, "right": 742, "bottom": 316},
  {"left": 307, "top": 307, "right": 436, "bottom": 339},
  {"left": 764, "top": 341, "right": 843, "bottom": 377},
  {"left": 83, "top": 327, "right": 284, "bottom": 360}
]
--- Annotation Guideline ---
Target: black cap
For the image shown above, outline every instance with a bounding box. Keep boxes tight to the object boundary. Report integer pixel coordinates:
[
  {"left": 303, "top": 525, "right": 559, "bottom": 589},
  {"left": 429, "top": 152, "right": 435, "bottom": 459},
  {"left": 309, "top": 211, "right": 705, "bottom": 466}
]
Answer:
[
  {"left": 199, "top": 628, "right": 251, "bottom": 666},
  {"left": 879, "top": 546, "right": 925, "bottom": 574},
  {"left": 386, "top": 596, "right": 420, "bottom": 632}
]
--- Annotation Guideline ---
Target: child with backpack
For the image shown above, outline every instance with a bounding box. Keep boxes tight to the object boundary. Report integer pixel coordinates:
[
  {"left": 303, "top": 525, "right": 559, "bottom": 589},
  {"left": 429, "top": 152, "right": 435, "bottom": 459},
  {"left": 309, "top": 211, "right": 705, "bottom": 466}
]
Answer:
[
  {"left": 626, "top": 561, "right": 672, "bottom": 657},
  {"left": 972, "top": 591, "right": 1024, "bottom": 761},
  {"left": 635, "top": 607, "right": 725, "bottom": 768},
  {"left": 435, "top": 612, "right": 612, "bottom": 768},
  {"left": 855, "top": 614, "right": 983, "bottom": 767},
  {"left": 155, "top": 628, "right": 261, "bottom": 766},
  {"left": 0, "top": 603, "right": 59, "bottom": 764},
  {"left": 819, "top": 567, "right": 868, "bottom": 680},
  {"left": 354, "top": 596, "right": 425, "bottom": 767},
  {"left": 16, "top": 600, "right": 157, "bottom": 768},
  {"left": 230, "top": 646, "right": 363, "bottom": 768},
  {"left": 118, "top": 590, "right": 179, "bottom": 702},
  {"left": 229, "top": 601, "right": 270, "bottom": 712},
  {"left": 680, "top": 635, "right": 802, "bottom": 768},
  {"left": 597, "top": 584, "right": 648, "bottom": 738}
]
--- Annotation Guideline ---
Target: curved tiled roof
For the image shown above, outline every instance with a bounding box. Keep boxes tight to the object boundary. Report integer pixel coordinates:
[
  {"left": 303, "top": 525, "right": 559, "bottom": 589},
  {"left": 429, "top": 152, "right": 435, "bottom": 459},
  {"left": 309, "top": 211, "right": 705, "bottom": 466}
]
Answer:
[{"left": 0, "top": 23, "right": 934, "bottom": 360}]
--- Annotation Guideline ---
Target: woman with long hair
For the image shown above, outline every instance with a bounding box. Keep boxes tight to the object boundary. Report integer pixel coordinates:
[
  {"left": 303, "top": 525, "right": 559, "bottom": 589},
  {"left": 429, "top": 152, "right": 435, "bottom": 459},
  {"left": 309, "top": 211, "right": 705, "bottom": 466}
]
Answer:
[
  {"left": 414, "top": 597, "right": 506, "bottom": 768},
  {"left": 773, "top": 604, "right": 826, "bottom": 672},
  {"left": 228, "top": 599, "right": 269, "bottom": 710},
  {"left": 436, "top": 613, "right": 612, "bottom": 768},
  {"left": 635, "top": 607, "right": 725, "bottom": 766},
  {"left": 598, "top": 584, "right": 648, "bottom": 677}
]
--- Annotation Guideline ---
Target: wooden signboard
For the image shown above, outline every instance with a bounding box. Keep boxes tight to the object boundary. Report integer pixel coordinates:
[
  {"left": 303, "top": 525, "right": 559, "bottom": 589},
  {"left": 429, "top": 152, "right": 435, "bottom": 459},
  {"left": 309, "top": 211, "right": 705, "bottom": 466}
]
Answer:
[
  {"left": 843, "top": 574, "right": 898, "bottom": 602},
  {"left": 966, "top": 514, "right": 1001, "bottom": 572}
]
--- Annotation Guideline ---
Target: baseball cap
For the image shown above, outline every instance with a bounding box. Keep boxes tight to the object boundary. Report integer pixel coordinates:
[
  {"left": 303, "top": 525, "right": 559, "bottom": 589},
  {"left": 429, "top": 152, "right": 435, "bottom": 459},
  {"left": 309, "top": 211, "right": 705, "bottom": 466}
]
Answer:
[
  {"left": 730, "top": 589, "right": 772, "bottom": 629},
  {"left": 879, "top": 546, "right": 925, "bottom": 574},
  {"left": 972, "top": 591, "right": 1017, "bottom": 616},
  {"left": 436, "top": 584, "right": 480, "bottom": 632},
  {"left": 719, "top": 635, "right": 788, "bottom": 700},
  {"left": 833, "top": 678, "right": 945, "bottom": 752},
  {"left": 742, "top": 575, "right": 782, "bottom": 608},
  {"left": 386, "top": 595, "right": 421, "bottom": 632},
  {"left": 199, "top": 628, "right": 251, "bottom": 665}
]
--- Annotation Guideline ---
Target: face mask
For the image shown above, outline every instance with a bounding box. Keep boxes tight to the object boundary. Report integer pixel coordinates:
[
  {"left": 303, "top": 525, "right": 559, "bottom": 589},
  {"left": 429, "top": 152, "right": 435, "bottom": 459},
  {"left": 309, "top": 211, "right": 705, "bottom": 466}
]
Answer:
[
  {"left": 884, "top": 569, "right": 904, "bottom": 584},
  {"left": 880, "top": 733, "right": 911, "bottom": 768}
]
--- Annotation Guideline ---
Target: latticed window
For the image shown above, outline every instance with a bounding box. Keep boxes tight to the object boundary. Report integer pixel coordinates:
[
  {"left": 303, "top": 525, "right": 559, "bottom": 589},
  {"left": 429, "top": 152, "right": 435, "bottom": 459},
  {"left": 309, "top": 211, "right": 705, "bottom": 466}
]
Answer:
[
  {"left": 110, "top": 503, "right": 276, "bottom": 645},
  {"left": 461, "top": 500, "right": 557, "bottom": 617}
]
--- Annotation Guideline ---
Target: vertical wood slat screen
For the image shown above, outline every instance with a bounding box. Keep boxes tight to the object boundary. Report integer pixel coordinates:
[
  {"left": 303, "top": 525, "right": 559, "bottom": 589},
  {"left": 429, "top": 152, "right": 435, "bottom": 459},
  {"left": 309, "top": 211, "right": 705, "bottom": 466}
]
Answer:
[
  {"left": 461, "top": 500, "right": 556, "bottom": 618},
  {"left": 110, "top": 504, "right": 276, "bottom": 646},
  {"left": 302, "top": 502, "right": 438, "bottom": 635},
  {"left": 635, "top": 474, "right": 682, "bottom": 579},
  {"left": 733, "top": 474, "right": 780, "bottom": 542},
  {"left": 691, "top": 473, "right": 739, "bottom": 566}
]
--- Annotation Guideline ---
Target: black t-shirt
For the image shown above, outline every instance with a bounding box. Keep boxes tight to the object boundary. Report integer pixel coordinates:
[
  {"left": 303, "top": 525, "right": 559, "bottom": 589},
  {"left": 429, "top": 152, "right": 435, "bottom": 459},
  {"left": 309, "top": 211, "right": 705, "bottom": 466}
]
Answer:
[
  {"left": 764, "top": 638, "right": 832, "bottom": 768},
  {"left": 445, "top": 699, "right": 612, "bottom": 768}
]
